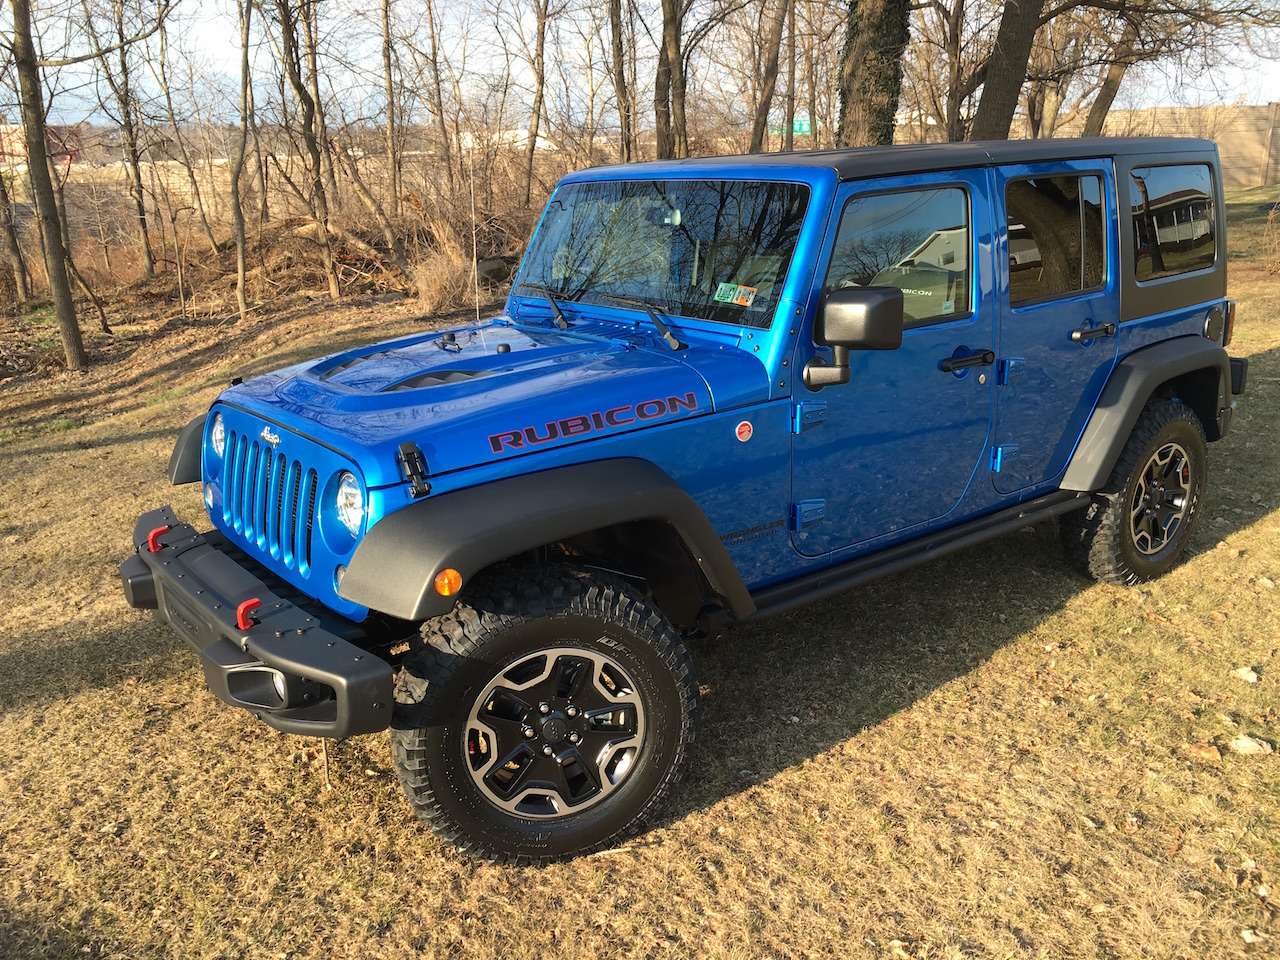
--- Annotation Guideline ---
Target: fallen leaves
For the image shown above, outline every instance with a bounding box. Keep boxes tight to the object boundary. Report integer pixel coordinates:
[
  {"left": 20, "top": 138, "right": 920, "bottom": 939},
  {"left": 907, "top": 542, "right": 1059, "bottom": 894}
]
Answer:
[
  {"left": 1233, "top": 666, "right": 1260, "bottom": 683},
  {"left": 1228, "top": 734, "right": 1274, "bottom": 756},
  {"left": 1182, "top": 743, "right": 1222, "bottom": 763}
]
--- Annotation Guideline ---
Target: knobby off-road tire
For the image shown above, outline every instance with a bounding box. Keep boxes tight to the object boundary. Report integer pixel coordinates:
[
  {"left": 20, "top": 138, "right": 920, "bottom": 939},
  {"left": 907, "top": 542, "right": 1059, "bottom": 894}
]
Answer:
[
  {"left": 1062, "top": 398, "right": 1207, "bottom": 585},
  {"left": 389, "top": 565, "right": 699, "bottom": 865}
]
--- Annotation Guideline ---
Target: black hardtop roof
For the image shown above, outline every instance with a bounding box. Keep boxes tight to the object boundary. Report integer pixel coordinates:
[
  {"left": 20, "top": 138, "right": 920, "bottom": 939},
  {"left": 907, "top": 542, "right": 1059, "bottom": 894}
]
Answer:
[{"left": 627, "top": 137, "right": 1218, "bottom": 181}]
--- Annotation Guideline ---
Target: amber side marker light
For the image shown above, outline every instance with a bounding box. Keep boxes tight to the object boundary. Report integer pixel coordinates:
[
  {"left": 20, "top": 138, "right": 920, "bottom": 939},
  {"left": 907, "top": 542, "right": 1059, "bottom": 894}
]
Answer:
[{"left": 434, "top": 568, "right": 463, "bottom": 596}]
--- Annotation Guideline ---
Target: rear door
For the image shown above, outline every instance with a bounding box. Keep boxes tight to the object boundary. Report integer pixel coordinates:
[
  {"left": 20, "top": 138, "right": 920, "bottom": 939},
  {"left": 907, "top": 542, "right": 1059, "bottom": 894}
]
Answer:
[
  {"left": 790, "top": 170, "right": 995, "bottom": 557},
  {"left": 991, "top": 160, "right": 1120, "bottom": 494}
]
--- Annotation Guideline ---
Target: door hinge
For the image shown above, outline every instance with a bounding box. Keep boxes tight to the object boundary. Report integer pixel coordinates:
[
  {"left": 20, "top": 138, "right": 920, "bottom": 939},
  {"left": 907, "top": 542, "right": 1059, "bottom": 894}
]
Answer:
[
  {"left": 792, "top": 400, "right": 827, "bottom": 434},
  {"left": 998, "top": 358, "right": 1026, "bottom": 385},
  {"left": 991, "top": 445, "right": 1019, "bottom": 472},
  {"left": 791, "top": 499, "right": 825, "bottom": 531},
  {"left": 397, "top": 441, "right": 432, "bottom": 498}
]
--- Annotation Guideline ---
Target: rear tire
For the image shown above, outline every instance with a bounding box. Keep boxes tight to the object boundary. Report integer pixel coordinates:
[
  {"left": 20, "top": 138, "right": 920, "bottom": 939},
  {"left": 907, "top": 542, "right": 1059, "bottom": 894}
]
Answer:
[
  {"left": 1061, "top": 398, "right": 1207, "bottom": 585},
  {"left": 390, "top": 565, "right": 698, "bottom": 865}
]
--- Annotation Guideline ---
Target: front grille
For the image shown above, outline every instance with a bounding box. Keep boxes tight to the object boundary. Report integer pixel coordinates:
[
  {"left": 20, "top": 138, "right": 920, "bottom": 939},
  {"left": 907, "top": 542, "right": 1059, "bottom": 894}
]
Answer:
[{"left": 223, "top": 430, "right": 318, "bottom": 577}]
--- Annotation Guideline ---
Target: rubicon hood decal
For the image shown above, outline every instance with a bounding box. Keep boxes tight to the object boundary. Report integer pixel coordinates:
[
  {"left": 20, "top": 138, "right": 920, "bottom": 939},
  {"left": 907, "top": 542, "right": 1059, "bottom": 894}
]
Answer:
[{"left": 489, "top": 392, "right": 698, "bottom": 454}]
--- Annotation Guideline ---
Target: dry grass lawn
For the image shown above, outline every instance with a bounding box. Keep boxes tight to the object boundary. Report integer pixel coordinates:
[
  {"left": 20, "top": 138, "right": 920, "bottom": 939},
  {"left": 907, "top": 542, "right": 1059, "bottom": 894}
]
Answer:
[{"left": 1, "top": 194, "right": 1277, "bottom": 959}]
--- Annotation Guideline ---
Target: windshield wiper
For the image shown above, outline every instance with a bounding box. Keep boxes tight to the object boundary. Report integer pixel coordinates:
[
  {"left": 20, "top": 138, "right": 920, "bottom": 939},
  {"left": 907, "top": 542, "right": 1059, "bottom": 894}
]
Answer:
[
  {"left": 528, "top": 284, "right": 569, "bottom": 330},
  {"left": 600, "top": 295, "right": 685, "bottom": 351}
]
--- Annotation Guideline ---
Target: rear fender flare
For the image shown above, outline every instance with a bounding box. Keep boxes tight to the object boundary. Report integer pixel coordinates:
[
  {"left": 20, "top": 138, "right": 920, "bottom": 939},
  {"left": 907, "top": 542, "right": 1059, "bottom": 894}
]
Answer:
[
  {"left": 1061, "top": 336, "right": 1230, "bottom": 492},
  {"left": 337, "top": 458, "right": 756, "bottom": 622}
]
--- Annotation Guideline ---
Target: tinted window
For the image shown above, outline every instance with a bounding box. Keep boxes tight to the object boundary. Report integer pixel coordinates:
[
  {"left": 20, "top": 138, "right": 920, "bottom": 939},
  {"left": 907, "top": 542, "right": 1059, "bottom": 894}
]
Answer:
[
  {"left": 1130, "top": 164, "right": 1216, "bottom": 282},
  {"left": 1006, "top": 174, "right": 1106, "bottom": 305},
  {"left": 518, "top": 179, "right": 810, "bottom": 327},
  {"left": 825, "top": 188, "right": 970, "bottom": 326}
]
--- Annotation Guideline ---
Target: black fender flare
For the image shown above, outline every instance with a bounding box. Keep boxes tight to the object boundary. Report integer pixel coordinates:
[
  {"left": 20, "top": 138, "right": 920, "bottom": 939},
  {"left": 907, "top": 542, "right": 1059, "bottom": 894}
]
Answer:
[
  {"left": 1061, "top": 336, "right": 1231, "bottom": 492},
  {"left": 337, "top": 458, "right": 756, "bottom": 622},
  {"left": 168, "top": 414, "right": 206, "bottom": 485}
]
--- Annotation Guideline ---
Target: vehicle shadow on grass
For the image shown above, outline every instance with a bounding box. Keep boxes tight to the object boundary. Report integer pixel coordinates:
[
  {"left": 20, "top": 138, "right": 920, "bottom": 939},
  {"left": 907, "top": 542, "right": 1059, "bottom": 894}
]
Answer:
[
  {"left": 674, "top": 526, "right": 1086, "bottom": 817},
  {"left": 0, "top": 905, "right": 98, "bottom": 960}
]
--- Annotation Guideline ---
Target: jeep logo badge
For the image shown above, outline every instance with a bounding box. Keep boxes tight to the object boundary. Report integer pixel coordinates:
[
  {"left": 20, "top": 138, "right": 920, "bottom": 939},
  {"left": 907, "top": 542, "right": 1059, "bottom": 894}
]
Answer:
[{"left": 260, "top": 426, "right": 281, "bottom": 447}]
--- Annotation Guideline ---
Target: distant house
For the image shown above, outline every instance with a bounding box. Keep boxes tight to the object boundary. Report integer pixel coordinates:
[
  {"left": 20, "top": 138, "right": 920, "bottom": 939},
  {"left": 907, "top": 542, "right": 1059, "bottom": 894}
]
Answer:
[{"left": 0, "top": 122, "right": 85, "bottom": 164}]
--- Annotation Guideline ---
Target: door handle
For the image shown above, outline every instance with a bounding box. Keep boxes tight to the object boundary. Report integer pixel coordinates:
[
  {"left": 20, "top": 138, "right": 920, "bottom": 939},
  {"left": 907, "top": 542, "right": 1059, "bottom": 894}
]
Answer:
[
  {"left": 939, "top": 349, "right": 995, "bottom": 373},
  {"left": 1070, "top": 321, "right": 1117, "bottom": 343}
]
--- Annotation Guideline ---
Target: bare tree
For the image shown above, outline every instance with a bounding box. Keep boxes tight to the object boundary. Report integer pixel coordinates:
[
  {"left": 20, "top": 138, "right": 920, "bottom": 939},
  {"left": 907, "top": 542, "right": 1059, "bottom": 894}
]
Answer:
[
  {"left": 268, "top": 0, "right": 341, "bottom": 300},
  {"left": 230, "top": 0, "right": 253, "bottom": 321},
  {"left": 747, "top": 0, "right": 790, "bottom": 152},
  {"left": 0, "top": 166, "right": 31, "bottom": 302},
  {"left": 9, "top": 0, "right": 85, "bottom": 369},
  {"left": 80, "top": 0, "right": 160, "bottom": 277},
  {"left": 608, "top": 0, "right": 634, "bottom": 160}
]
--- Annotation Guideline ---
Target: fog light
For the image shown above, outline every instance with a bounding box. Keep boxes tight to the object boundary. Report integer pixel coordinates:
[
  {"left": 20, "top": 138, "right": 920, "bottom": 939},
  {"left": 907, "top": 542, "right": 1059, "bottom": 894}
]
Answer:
[
  {"left": 334, "top": 564, "right": 346, "bottom": 590},
  {"left": 272, "top": 671, "right": 287, "bottom": 703},
  {"left": 204, "top": 483, "right": 214, "bottom": 509}
]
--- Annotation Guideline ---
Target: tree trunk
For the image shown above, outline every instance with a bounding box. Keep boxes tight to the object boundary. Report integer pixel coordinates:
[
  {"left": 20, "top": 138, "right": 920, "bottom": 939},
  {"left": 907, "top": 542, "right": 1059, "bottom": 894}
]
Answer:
[
  {"left": 230, "top": 0, "right": 253, "bottom": 322},
  {"left": 835, "top": 0, "right": 912, "bottom": 147},
  {"left": 155, "top": 23, "right": 219, "bottom": 255},
  {"left": 654, "top": 41, "right": 673, "bottom": 159},
  {"left": 665, "top": 0, "right": 686, "bottom": 158},
  {"left": 784, "top": 0, "right": 796, "bottom": 152},
  {"left": 749, "top": 0, "right": 790, "bottom": 153},
  {"left": 608, "top": 0, "right": 633, "bottom": 161},
  {"left": 299, "top": 0, "right": 340, "bottom": 210},
  {"left": 110, "top": 13, "right": 156, "bottom": 279},
  {"left": 968, "top": 0, "right": 1045, "bottom": 141},
  {"left": 0, "top": 170, "right": 31, "bottom": 302},
  {"left": 12, "top": 0, "right": 86, "bottom": 370},
  {"left": 333, "top": 139, "right": 415, "bottom": 286},
  {"left": 275, "top": 0, "right": 341, "bottom": 300},
  {"left": 658, "top": 0, "right": 688, "bottom": 158},
  {"left": 522, "top": 0, "right": 550, "bottom": 207},
  {"left": 424, "top": 0, "right": 455, "bottom": 191},
  {"left": 381, "top": 0, "right": 401, "bottom": 215},
  {"left": 1083, "top": 8, "right": 1144, "bottom": 137}
]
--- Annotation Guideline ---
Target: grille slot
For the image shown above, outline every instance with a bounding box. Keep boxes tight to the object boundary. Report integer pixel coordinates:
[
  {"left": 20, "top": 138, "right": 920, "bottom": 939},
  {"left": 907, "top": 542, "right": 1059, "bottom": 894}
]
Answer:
[{"left": 221, "top": 430, "right": 316, "bottom": 578}]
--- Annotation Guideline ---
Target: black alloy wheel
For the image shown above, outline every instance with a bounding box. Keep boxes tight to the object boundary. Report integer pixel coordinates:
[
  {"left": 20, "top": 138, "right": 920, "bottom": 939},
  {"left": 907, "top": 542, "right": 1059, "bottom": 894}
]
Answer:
[{"left": 390, "top": 566, "right": 698, "bottom": 865}]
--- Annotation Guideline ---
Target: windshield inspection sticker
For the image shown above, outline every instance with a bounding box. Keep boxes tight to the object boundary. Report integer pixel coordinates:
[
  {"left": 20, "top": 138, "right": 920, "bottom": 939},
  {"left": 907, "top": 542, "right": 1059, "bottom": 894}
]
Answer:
[{"left": 714, "top": 283, "right": 758, "bottom": 307}]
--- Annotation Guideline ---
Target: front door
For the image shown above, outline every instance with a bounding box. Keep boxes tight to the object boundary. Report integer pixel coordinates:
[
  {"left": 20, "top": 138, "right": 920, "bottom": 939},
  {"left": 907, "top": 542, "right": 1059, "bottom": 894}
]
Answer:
[
  {"left": 991, "top": 160, "right": 1121, "bottom": 494},
  {"left": 790, "top": 171, "right": 995, "bottom": 557}
]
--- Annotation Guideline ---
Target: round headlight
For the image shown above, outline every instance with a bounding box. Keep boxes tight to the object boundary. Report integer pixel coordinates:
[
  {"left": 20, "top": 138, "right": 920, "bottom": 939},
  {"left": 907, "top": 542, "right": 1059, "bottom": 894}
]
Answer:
[
  {"left": 335, "top": 472, "right": 365, "bottom": 538},
  {"left": 210, "top": 413, "right": 226, "bottom": 458}
]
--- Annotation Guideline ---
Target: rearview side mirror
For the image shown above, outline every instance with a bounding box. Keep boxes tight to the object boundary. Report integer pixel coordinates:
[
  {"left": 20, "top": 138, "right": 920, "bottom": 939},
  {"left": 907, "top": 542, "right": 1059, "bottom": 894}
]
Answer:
[{"left": 803, "top": 287, "right": 904, "bottom": 389}]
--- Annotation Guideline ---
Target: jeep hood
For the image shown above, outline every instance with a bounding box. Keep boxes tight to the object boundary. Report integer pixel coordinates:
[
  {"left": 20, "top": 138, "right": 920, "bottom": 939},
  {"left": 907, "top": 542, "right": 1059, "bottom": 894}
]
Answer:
[{"left": 219, "top": 319, "right": 770, "bottom": 487}]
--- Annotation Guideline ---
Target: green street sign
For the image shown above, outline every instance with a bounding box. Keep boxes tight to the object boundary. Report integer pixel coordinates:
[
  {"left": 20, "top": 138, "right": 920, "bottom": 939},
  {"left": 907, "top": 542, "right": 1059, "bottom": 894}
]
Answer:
[{"left": 794, "top": 118, "right": 811, "bottom": 135}]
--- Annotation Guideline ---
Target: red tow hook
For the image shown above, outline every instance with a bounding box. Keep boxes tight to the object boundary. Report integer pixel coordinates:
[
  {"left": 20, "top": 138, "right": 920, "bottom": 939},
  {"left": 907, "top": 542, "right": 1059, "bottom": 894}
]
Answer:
[
  {"left": 236, "top": 598, "right": 263, "bottom": 632},
  {"left": 147, "top": 525, "right": 173, "bottom": 553}
]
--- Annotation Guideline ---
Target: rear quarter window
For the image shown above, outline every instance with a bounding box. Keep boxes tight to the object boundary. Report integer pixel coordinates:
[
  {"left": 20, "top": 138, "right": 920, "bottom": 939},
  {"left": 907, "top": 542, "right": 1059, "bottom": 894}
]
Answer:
[{"left": 1129, "top": 164, "right": 1216, "bottom": 282}]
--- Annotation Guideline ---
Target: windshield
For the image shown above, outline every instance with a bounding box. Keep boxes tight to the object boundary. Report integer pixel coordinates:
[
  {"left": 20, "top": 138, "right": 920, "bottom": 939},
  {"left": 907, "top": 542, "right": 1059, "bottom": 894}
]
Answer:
[{"left": 518, "top": 179, "right": 811, "bottom": 328}]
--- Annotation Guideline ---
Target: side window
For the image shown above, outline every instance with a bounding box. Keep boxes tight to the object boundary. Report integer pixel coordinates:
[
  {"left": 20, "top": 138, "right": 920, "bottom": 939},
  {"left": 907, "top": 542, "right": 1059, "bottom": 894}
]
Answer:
[
  {"left": 825, "top": 187, "right": 971, "bottom": 326},
  {"left": 1129, "top": 164, "right": 1216, "bottom": 282},
  {"left": 1006, "top": 174, "right": 1106, "bottom": 306}
]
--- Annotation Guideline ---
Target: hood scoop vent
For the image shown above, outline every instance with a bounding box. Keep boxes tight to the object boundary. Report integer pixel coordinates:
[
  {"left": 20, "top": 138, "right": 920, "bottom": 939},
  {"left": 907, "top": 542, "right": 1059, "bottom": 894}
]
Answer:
[
  {"left": 381, "top": 369, "right": 493, "bottom": 392},
  {"left": 319, "top": 350, "right": 394, "bottom": 381}
]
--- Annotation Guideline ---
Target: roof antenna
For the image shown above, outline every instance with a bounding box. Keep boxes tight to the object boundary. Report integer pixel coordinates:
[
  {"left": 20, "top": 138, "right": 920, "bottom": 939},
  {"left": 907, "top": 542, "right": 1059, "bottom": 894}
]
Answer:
[{"left": 469, "top": 147, "right": 480, "bottom": 323}]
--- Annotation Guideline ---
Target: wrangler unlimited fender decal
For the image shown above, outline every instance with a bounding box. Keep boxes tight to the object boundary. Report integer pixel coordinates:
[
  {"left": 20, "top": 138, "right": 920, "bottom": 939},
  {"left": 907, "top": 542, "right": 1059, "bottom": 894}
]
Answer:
[{"left": 337, "top": 457, "right": 755, "bottom": 622}]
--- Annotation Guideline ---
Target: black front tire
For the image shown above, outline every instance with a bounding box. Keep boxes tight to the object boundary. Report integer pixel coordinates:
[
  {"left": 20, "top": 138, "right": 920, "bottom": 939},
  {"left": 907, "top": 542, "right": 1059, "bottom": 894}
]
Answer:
[
  {"left": 1062, "top": 398, "right": 1207, "bottom": 585},
  {"left": 390, "top": 566, "right": 698, "bottom": 865}
]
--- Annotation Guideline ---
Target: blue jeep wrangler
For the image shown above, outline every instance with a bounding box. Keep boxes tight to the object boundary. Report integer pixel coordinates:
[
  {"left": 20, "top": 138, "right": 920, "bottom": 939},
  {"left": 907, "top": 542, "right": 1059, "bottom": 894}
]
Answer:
[{"left": 121, "top": 138, "right": 1248, "bottom": 863}]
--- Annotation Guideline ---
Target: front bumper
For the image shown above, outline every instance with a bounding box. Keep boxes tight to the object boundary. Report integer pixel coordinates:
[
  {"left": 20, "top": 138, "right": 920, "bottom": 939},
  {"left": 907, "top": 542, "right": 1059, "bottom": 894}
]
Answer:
[{"left": 120, "top": 506, "right": 393, "bottom": 738}]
